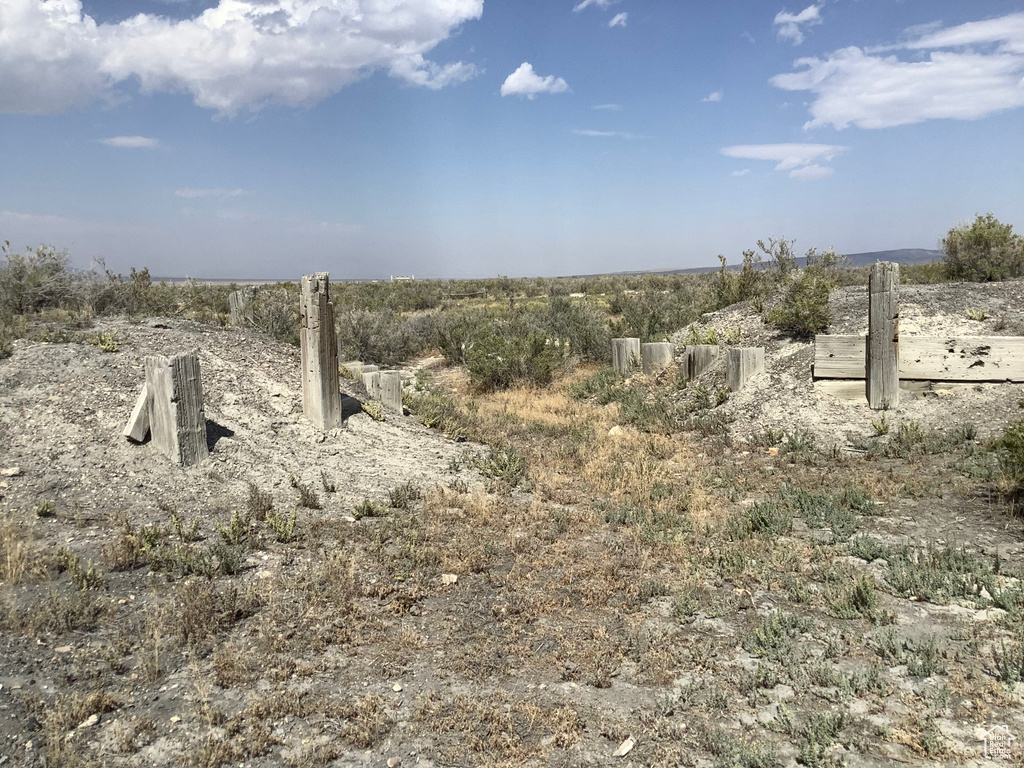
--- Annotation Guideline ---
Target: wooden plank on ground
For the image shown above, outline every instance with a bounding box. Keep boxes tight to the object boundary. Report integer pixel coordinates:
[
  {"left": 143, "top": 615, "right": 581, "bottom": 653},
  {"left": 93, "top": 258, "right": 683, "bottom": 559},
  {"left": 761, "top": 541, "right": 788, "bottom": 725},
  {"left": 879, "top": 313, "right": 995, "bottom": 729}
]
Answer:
[
  {"left": 122, "top": 383, "right": 151, "bottom": 442},
  {"left": 900, "top": 337, "right": 1024, "bottom": 382},
  {"left": 814, "top": 335, "right": 866, "bottom": 379}
]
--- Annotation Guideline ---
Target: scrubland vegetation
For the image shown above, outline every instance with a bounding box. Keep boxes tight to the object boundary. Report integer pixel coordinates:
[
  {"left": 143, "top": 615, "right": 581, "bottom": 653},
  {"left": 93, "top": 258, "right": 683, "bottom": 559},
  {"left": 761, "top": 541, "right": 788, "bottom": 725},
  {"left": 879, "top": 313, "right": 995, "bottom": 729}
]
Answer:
[{"left": 1, "top": 215, "right": 1024, "bottom": 766}]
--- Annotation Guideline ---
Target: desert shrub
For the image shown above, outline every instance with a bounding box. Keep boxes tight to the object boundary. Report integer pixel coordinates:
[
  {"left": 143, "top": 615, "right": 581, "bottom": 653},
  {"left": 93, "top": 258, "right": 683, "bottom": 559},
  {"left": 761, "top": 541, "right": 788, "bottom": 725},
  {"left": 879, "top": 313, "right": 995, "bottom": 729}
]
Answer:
[
  {"left": 610, "top": 290, "right": 695, "bottom": 342},
  {"left": 998, "top": 420, "right": 1024, "bottom": 495},
  {"left": 943, "top": 213, "right": 1024, "bottom": 282},
  {"left": 436, "top": 309, "right": 487, "bottom": 366},
  {"left": 545, "top": 296, "right": 611, "bottom": 362},
  {"left": 714, "top": 249, "right": 767, "bottom": 307},
  {"left": 764, "top": 250, "right": 841, "bottom": 338},
  {"left": 0, "top": 243, "right": 76, "bottom": 314},
  {"left": 250, "top": 286, "right": 300, "bottom": 345},
  {"left": 465, "top": 317, "right": 564, "bottom": 391},
  {"left": 336, "top": 308, "right": 436, "bottom": 366}
]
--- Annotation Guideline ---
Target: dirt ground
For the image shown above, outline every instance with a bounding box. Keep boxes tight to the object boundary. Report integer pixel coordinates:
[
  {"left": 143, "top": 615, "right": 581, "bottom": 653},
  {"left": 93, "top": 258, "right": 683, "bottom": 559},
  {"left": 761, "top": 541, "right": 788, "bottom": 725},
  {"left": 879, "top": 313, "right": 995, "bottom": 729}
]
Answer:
[{"left": 1, "top": 283, "right": 1024, "bottom": 768}]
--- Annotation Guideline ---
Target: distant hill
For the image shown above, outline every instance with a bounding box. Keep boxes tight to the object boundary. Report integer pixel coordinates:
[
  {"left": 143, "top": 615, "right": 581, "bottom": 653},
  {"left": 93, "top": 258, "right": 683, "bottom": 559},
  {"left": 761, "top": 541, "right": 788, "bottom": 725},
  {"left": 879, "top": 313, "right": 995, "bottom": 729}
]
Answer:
[{"left": 582, "top": 248, "right": 942, "bottom": 277}]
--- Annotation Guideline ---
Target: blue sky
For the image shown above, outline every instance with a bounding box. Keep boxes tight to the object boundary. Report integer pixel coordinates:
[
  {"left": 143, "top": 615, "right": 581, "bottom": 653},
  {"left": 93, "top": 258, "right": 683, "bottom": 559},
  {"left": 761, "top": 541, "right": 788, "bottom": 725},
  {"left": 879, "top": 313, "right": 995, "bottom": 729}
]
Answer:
[{"left": 1, "top": 0, "right": 1022, "bottom": 279}]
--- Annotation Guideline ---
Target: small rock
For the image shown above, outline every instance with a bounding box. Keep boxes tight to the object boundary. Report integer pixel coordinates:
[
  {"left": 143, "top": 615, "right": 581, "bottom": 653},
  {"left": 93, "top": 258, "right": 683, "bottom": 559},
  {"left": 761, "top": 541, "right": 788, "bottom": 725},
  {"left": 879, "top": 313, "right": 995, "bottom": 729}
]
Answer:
[
  {"left": 387, "top": 758, "right": 400, "bottom": 768},
  {"left": 608, "top": 426, "right": 623, "bottom": 437},
  {"left": 440, "top": 573, "right": 458, "bottom": 586},
  {"left": 78, "top": 714, "right": 99, "bottom": 729},
  {"left": 768, "top": 447, "right": 779, "bottom": 457},
  {"left": 1, "top": 467, "right": 22, "bottom": 477},
  {"left": 55, "top": 646, "right": 72, "bottom": 654},
  {"left": 738, "top": 713, "right": 756, "bottom": 727},
  {"left": 170, "top": 716, "right": 181, "bottom": 724},
  {"left": 393, "top": 684, "right": 403, "bottom": 692}
]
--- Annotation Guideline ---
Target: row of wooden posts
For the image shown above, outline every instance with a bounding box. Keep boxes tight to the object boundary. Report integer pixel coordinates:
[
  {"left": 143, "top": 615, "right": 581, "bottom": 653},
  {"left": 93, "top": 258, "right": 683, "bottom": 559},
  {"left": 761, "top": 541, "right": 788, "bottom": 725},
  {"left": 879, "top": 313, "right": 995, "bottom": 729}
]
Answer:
[{"left": 611, "top": 337, "right": 766, "bottom": 392}]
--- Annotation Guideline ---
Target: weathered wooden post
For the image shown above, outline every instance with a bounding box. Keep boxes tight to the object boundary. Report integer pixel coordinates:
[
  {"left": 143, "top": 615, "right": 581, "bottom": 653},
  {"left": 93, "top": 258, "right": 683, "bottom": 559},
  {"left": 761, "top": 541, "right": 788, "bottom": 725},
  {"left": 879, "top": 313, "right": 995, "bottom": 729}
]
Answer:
[
  {"left": 641, "top": 342, "right": 675, "bottom": 375},
  {"left": 867, "top": 262, "right": 899, "bottom": 410},
  {"left": 144, "top": 351, "right": 209, "bottom": 466},
  {"left": 228, "top": 287, "right": 256, "bottom": 326},
  {"left": 362, "top": 370, "right": 381, "bottom": 401},
  {"left": 612, "top": 338, "right": 641, "bottom": 374},
  {"left": 685, "top": 345, "right": 720, "bottom": 380},
  {"left": 300, "top": 273, "right": 342, "bottom": 430},
  {"left": 380, "top": 371, "right": 403, "bottom": 413},
  {"left": 726, "top": 347, "right": 765, "bottom": 391}
]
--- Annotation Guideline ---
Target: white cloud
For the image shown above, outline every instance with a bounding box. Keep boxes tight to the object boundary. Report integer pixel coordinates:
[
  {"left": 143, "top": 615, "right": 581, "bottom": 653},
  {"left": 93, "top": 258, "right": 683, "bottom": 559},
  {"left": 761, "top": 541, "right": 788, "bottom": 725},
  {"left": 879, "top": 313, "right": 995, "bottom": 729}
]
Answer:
[
  {"left": 788, "top": 164, "right": 833, "bottom": 181},
  {"left": 98, "top": 136, "right": 161, "bottom": 148},
  {"left": 591, "top": 103, "right": 622, "bottom": 110},
  {"left": 774, "top": 5, "right": 821, "bottom": 46},
  {"left": 573, "top": 0, "right": 613, "bottom": 12},
  {"left": 0, "top": 0, "right": 483, "bottom": 115},
  {"left": 731, "top": 168, "right": 751, "bottom": 177},
  {"left": 702, "top": 90, "right": 723, "bottom": 103},
  {"left": 175, "top": 188, "right": 248, "bottom": 199},
  {"left": 741, "top": 31, "right": 756, "bottom": 44},
  {"left": 572, "top": 129, "right": 638, "bottom": 138},
  {"left": 500, "top": 63, "right": 569, "bottom": 98},
  {"left": 771, "top": 12, "right": 1024, "bottom": 129},
  {"left": 609, "top": 13, "right": 628, "bottom": 28},
  {"left": 721, "top": 143, "right": 845, "bottom": 180}
]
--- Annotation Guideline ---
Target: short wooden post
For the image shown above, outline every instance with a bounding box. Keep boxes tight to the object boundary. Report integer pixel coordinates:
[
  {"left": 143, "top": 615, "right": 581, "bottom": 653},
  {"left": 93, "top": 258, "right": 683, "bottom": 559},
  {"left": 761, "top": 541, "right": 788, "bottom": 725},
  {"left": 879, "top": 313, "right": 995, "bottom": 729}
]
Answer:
[
  {"left": 228, "top": 287, "right": 256, "bottom": 326},
  {"left": 340, "top": 360, "right": 363, "bottom": 379},
  {"left": 362, "top": 370, "right": 381, "bottom": 401},
  {"left": 685, "top": 345, "right": 720, "bottom": 380},
  {"left": 867, "top": 262, "right": 899, "bottom": 410},
  {"left": 144, "top": 351, "right": 208, "bottom": 466},
  {"left": 612, "top": 338, "right": 641, "bottom": 374},
  {"left": 641, "top": 342, "right": 674, "bottom": 375},
  {"left": 379, "top": 371, "right": 403, "bottom": 413},
  {"left": 726, "top": 347, "right": 765, "bottom": 391},
  {"left": 300, "top": 273, "right": 342, "bottom": 430}
]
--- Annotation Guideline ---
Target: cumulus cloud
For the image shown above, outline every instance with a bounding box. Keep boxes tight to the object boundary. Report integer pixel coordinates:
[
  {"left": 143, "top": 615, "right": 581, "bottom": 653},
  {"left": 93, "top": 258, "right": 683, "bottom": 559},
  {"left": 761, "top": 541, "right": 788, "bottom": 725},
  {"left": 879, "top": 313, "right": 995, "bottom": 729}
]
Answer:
[
  {"left": 609, "top": 13, "right": 628, "bottom": 28},
  {"left": 702, "top": 90, "right": 723, "bottom": 103},
  {"left": 500, "top": 63, "right": 569, "bottom": 98},
  {"left": 98, "top": 136, "right": 161, "bottom": 148},
  {"left": 0, "top": 0, "right": 483, "bottom": 115},
  {"left": 573, "top": 0, "right": 613, "bottom": 12},
  {"left": 771, "top": 12, "right": 1024, "bottom": 129},
  {"left": 721, "top": 143, "right": 845, "bottom": 180},
  {"left": 731, "top": 168, "right": 751, "bottom": 177},
  {"left": 774, "top": 5, "right": 821, "bottom": 45}
]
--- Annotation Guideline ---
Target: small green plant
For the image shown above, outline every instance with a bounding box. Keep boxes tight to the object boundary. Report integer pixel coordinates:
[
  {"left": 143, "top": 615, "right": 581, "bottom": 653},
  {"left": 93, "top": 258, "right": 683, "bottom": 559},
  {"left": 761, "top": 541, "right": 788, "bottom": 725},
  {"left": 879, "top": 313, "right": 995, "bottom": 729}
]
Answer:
[
  {"left": 171, "top": 513, "right": 201, "bottom": 543},
  {"left": 266, "top": 508, "right": 300, "bottom": 544},
  {"left": 57, "top": 548, "right": 104, "bottom": 591},
  {"left": 476, "top": 445, "right": 528, "bottom": 488},
  {"left": 388, "top": 482, "right": 422, "bottom": 509},
  {"left": 84, "top": 330, "right": 119, "bottom": 352},
  {"left": 290, "top": 475, "right": 322, "bottom": 510},
  {"left": 871, "top": 415, "right": 890, "bottom": 436},
  {"left": 35, "top": 499, "right": 56, "bottom": 518},
  {"left": 827, "top": 576, "right": 878, "bottom": 620},
  {"left": 321, "top": 470, "right": 337, "bottom": 494},
  {"left": 246, "top": 482, "right": 274, "bottom": 519},
  {"left": 362, "top": 400, "right": 384, "bottom": 421},
  {"left": 966, "top": 308, "right": 989, "bottom": 321},
  {"left": 906, "top": 635, "right": 947, "bottom": 678},
  {"left": 216, "top": 511, "right": 253, "bottom": 546},
  {"left": 353, "top": 498, "right": 385, "bottom": 520},
  {"left": 744, "top": 611, "right": 810, "bottom": 661}
]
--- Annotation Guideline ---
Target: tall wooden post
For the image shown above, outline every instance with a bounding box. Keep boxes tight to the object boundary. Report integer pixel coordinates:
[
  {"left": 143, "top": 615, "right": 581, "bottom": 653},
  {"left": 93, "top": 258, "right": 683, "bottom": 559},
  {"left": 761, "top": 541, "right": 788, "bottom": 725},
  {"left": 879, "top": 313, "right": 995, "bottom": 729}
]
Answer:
[
  {"left": 867, "top": 262, "right": 899, "bottom": 410},
  {"left": 300, "top": 273, "right": 342, "bottom": 430},
  {"left": 611, "top": 338, "right": 641, "bottom": 374},
  {"left": 144, "top": 351, "right": 209, "bottom": 466},
  {"left": 228, "top": 287, "right": 256, "bottom": 326}
]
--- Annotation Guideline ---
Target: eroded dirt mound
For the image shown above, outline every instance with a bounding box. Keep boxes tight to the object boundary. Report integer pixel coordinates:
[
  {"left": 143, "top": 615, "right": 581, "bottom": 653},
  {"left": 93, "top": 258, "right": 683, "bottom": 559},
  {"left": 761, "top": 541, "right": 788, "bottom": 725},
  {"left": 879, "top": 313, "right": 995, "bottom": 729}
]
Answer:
[{"left": 673, "top": 278, "right": 1024, "bottom": 448}]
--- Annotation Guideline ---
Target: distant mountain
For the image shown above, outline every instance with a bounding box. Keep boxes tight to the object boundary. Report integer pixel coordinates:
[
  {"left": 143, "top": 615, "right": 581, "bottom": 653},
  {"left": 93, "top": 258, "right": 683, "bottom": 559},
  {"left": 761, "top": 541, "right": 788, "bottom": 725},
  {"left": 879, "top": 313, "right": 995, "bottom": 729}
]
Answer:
[{"left": 585, "top": 248, "right": 942, "bottom": 276}]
